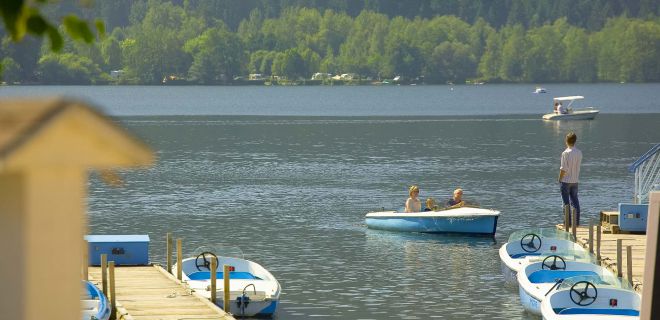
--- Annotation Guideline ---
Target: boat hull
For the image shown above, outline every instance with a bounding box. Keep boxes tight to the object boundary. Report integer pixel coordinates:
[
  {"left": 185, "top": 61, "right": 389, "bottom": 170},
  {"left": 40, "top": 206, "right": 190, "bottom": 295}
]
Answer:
[
  {"left": 519, "top": 283, "right": 543, "bottom": 315},
  {"left": 543, "top": 110, "right": 599, "bottom": 120},
  {"left": 365, "top": 208, "right": 499, "bottom": 235}
]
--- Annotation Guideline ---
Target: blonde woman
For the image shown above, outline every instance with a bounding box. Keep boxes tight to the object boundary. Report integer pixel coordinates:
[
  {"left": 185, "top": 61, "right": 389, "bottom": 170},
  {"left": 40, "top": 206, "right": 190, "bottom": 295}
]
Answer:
[{"left": 404, "top": 185, "right": 421, "bottom": 213}]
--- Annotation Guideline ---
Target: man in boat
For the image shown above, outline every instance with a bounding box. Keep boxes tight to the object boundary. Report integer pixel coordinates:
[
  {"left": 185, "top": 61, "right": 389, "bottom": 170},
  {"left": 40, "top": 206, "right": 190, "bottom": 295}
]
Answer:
[
  {"left": 558, "top": 132, "right": 582, "bottom": 225},
  {"left": 445, "top": 188, "right": 465, "bottom": 209},
  {"left": 557, "top": 102, "right": 568, "bottom": 114},
  {"left": 553, "top": 102, "right": 559, "bottom": 113}
]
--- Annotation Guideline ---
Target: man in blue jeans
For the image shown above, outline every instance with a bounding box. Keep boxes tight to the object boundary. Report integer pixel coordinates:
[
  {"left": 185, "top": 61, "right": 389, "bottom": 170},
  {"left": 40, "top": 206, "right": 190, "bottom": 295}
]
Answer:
[{"left": 559, "top": 132, "right": 582, "bottom": 225}]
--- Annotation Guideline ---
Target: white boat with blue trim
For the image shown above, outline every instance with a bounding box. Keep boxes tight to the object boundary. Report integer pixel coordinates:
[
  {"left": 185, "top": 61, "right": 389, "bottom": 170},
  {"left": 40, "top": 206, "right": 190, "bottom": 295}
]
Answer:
[
  {"left": 541, "top": 276, "right": 641, "bottom": 319},
  {"left": 517, "top": 255, "right": 616, "bottom": 315},
  {"left": 499, "top": 228, "right": 587, "bottom": 283},
  {"left": 365, "top": 207, "right": 499, "bottom": 235},
  {"left": 173, "top": 247, "right": 281, "bottom": 317},
  {"left": 81, "top": 280, "right": 111, "bottom": 320}
]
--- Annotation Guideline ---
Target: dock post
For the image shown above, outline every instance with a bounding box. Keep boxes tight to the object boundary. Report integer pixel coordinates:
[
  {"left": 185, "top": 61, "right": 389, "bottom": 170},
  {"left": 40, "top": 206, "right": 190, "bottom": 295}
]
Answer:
[
  {"left": 166, "top": 232, "right": 172, "bottom": 274},
  {"left": 588, "top": 221, "right": 594, "bottom": 253},
  {"left": 617, "top": 239, "right": 623, "bottom": 278},
  {"left": 210, "top": 258, "right": 217, "bottom": 303},
  {"left": 109, "top": 261, "right": 116, "bottom": 320},
  {"left": 596, "top": 224, "right": 602, "bottom": 262},
  {"left": 101, "top": 254, "right": 108, "bottom": 296},
  {"left": 563, "top": 205, "right": 570, "bottom": 232},
  {"left": 571, "top": 206, "right": 577, "bottom": 241},
  {"left": 82, "top": 240, "right": 89, "bottom": 281},
  {"left": 626, "top": 245, "right": 633, "bottom": 287},
  {"left": 223, "top": 264, "right": 230, "bottom": 312},
  {"left": 176, "top": 238, "right": 183, "bottom": 281}
]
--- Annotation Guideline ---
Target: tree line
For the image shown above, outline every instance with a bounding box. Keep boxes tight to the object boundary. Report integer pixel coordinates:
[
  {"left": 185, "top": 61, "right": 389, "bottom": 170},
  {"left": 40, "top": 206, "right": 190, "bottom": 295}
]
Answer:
[{"left": 1, "top": 0, "right": 659, "bottom": 84}]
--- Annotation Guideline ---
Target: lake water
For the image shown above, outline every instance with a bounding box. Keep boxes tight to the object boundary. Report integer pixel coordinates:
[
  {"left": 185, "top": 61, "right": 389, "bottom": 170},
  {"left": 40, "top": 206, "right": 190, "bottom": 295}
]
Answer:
[{"left": 2, "top": 85, "right": 658, "bottom": 319}]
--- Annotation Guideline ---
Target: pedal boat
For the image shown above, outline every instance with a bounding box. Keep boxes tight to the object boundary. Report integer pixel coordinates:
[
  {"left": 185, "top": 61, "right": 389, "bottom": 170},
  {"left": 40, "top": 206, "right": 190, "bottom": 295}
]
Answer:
[
  {"left": 173, "top": 250, "right": 281, "bottom": 317},
  {"left": 541, "top": 277, "right": 640, "bottom": 319},
  {"left": 365, "top": 207, "right": 499, "bottom": 235},
  {"left": 542, "top": 96, "right": 599, "bottom": 120},
  {"left": 81, "top": 280, "right": 111, "bottom": 320},
  {"left": 517, "top": 255, "right": 614, "bottom": 315},
  {"left": 499, "top": 228, "right": 586, "bottom": 283}
]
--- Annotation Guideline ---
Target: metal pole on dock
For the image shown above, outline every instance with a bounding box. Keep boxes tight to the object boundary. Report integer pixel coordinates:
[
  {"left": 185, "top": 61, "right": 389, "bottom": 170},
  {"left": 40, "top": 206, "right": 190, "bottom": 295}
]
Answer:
[
  {"left": 571, "top": 206, "right": 577, "bottom": 241},
  {"left": 626, "top": 246, "right": 633, "bottom": 287},
  {"left": 596, "top": 224, "right": 602, "bottom": 262},
  {"left": 101, "top": 254, "right": 108, "bottom": 296},
  {"left": 563, "top": 205, "right": 570, "bottom": 232},
  {"left": 83, "top": 240, "right": 89, "bottom": 281},
  {"left": 166, "top": 232, "right": 172, "bottom": 274},
  {"left": 109, "top": 261, "right": 116, "bottom": 320},
  {"left": 176, "top": 238, "right": 183, "bottom": 281},
  {"left": 223, "top": 264, "right": 230, "bottom": 312},
  {"left": 588, "top": 221, "right": 594, "bottom": 253},
  {"left": 210, "top": 258, "right": 217, "bottom": 303},
  {"left": 617, "top": 239, "right": 623, "bottom": 278}
]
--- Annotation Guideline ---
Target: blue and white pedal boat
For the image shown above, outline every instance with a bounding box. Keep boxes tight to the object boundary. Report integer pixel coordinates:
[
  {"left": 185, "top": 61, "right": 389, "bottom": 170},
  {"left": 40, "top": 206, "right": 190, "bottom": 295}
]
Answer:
[
  {"left": 517, "top": 255, "right": 615, "bottom": 315},
  {"left": 365, "top": 207, "right": 499, "bottom": 235},
  {"left": 541, "top": 276, "right": 640, "bottom": 319},
  {"left": 500, "top": 228, "right": 586, "bottom": 283},
  {"left": 174, "top": 248, "right": 281, "bottom": 317},
  {"left": 81, "top": 280, "right": 111, "bottom": 320}
]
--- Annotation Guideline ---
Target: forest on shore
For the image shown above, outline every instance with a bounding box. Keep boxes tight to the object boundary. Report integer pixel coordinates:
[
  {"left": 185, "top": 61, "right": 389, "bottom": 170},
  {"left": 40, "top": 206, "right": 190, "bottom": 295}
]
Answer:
[{"left": 1, "top": 0, "right": 659, "bottom": 85}]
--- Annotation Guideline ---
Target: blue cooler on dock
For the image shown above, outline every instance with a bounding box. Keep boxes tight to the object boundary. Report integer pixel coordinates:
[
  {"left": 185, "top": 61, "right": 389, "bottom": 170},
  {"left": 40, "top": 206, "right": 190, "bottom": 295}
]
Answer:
[
  {"left": 85, "top": 235, "right": 150, "bottom": 266},
  {"left": 618, "top": 203, "right": 648, "bottom": 232}
]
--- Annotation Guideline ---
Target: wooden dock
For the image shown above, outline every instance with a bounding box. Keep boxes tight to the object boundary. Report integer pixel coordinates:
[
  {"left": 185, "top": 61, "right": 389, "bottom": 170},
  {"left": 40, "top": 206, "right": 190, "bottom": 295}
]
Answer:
[
  {"left": 558, "top": 224, "right": 646, "bottom": 293},
  {"left": 89, "top": 265, "right": 234, "bottom": 320}
]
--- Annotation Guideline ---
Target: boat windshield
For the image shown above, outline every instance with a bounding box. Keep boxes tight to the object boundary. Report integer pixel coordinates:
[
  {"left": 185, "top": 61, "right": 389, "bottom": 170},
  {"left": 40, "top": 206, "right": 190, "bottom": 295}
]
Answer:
[
  {"left": 536, "top": 249, "right": 598, "bottom": 264},
  {"left": 558, "top": 273, "right": 633, "bottom": 291},
  {"left": 507, "top": 227, "right": 574, "bottom": 243},
  {"left": 192, "top": 245, "right": 245, "bottom": 260}
]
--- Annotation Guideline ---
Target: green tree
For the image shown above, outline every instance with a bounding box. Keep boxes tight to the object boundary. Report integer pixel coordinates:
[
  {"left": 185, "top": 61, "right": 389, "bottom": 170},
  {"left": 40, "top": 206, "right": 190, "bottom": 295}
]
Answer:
[
  {"left": 184, "top": 26, "right": 244, "bottom": 84},
  {"left": 37, "top": 53, "right": 105, "bottom": 84}
]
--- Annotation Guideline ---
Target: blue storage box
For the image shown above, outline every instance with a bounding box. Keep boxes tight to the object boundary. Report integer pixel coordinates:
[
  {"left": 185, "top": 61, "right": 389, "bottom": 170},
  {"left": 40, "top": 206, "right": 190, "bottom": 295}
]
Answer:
[
  {"left": 85, "top": 235, "right": 150, "bottom": 266},
  {"left": 618, "top": 203, "right": 649, "bottom": 232}
]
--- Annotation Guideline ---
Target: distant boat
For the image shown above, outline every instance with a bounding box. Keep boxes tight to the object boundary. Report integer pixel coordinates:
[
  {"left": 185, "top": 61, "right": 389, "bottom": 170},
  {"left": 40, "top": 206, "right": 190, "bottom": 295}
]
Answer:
[
  {"left": 534, "top": 87, "right": 547, "bottom": 94},
  {"left": 543, "top": 96, "right": 599, "bottom": 120},
  {"left": 365, "top": 207, "right": 499, "bottom": 235},
  {"left": 81, "top": 281, "right": 111, "bottom": 320}
]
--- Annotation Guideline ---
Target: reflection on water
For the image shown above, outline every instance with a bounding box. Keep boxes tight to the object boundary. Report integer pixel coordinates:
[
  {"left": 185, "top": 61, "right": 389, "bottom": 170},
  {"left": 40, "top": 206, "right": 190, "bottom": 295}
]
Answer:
[{"left": 88, "top": 114, "right": 659, "bottom": 319}]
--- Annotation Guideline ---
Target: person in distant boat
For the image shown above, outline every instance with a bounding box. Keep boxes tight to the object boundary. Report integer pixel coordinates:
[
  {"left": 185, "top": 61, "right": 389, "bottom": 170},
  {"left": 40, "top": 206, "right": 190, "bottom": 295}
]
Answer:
[
  {"left": 405, "top": 185, "right": 421, "bottom": 212},
  {"left": 553, "top": 102, "right": 559, "bottom": 113},
  {"left": 424, "top": 198, "right": 438, "bottom": 211},
  {"left": 557, "top": 102, "right": 568, "bottom": 114},
  {"left": 445, "top": 188, "right": 465, "bottom": 209}
]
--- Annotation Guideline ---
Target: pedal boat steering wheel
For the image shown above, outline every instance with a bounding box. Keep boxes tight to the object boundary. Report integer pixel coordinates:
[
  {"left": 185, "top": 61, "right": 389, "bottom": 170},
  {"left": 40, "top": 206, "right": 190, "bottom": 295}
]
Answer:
[
  {"left": 195, "top": 251, "right": 219, "bottom": 271},
  {"left": 569, "top": 281, "right": 598, "bottom": 306},
  {"left": 520, "top": 233, "right": 542, "bottom": 253},
  {"left": 541, "top": 255, "right": 566, "bottom": 270}
]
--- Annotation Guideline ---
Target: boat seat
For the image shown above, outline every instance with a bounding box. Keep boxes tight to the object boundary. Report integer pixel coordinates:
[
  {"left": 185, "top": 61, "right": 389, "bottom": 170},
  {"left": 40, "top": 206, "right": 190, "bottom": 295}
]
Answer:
[
  {"left": 510, "top": 252, "right": 542, "bottom": 259},
  {"left": 188, "top": 271, "right": 262, "bottom": 280},
  {"left": 528, "top": 270, "right": 598, "bottom": 283},
  {"left": 557, "top": 308, "right": 639, "bottom": 316}
]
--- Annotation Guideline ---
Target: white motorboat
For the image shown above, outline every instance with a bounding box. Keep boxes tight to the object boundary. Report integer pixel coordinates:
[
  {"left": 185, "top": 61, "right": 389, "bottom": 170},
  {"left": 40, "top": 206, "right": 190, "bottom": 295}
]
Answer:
[
  {"left": 173, "top": 246, "right": 281, "bottom": 317},
  {"left": 541, "top": 276, "right": 640, "bottom": 319},
  {"left": 534, "top": 87, "right": 548, "bottom": 93},
  {"left": 543, "top": 96, "right": 599, "bottom": 120},
  {"left": 365, "top": 207, "right": 500, "bottom": 235},
  {"left": 517, "top": 255, "right": 614, "bottom": 315},
  {"left": 499, "top": 228, "right": 587, "bottom": 284}
]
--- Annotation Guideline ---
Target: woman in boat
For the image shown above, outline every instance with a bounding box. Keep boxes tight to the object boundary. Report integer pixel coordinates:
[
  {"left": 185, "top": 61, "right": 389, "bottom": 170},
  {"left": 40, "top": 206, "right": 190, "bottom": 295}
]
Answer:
[
  {"left": 404, "top": 185, "right": 421, "bottom": 212},
  {"left": 424, "top": 198, "right": 438, "bottom": 211}
]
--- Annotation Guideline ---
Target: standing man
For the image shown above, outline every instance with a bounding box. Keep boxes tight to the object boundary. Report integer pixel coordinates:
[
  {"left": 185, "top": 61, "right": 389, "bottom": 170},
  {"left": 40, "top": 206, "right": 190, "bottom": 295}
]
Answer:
[{"left": 559, "top": 132, "right": 582, "bottom": 225}]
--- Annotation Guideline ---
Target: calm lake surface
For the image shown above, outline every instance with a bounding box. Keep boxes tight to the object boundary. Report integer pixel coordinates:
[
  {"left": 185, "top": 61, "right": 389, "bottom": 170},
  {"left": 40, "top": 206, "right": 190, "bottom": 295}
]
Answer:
[{"left": 3, "top": 85, "right": 659, "bottom": 319}]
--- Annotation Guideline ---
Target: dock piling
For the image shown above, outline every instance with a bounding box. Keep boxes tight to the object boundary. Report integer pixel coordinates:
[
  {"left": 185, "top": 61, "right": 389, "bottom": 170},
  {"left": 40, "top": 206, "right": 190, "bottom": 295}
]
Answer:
[
  {"left": 563, "top": 205, "right": 571, "bottom": 234},
  {"left": 83, "top": 240, "right": 89, "bottom": 281},
  {"left": 166, "top": 232, "right": 172, "bottom": 274},
  {"left": 571, "top": 206, "right": 577, "bottom": 241},
  {"left": 626, "top": 245, "right": 633, "bottom": 287},
  {"left": 101, "top": 254, "right": 108, "bottom": 296},
  {"left": 210, "top": 258, "right": 217, "bottom": 303},
  {"left": 596, "top": 224, "right": 602, "bottom": 262},
  {"left": 176, "top": 238, "right": 183, "bottom": 281},
  {"left": 223, "top": 264, "right": 230, "bottom": 312},
  {"left": 617, "top": 239, "right": 623, "bottom": 278},
  {"left": 109, "top": 261, "right": 116, "bottom": 320},
  {"left": 588, "top": 221, "right": 594, "bottom": 253}
]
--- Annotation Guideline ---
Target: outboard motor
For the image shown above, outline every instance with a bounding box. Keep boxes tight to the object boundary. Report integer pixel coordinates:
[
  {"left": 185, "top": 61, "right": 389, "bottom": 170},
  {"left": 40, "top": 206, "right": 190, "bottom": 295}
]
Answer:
[{"left": 236, "top": 284, "right": 256, "bottom": 316}]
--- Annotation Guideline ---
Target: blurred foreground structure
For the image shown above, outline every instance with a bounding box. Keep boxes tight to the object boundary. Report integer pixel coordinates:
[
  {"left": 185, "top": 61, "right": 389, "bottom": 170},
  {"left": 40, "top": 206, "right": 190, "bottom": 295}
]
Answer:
[{"left": 0, "top": 99, "right": 153, "bottom": 320}]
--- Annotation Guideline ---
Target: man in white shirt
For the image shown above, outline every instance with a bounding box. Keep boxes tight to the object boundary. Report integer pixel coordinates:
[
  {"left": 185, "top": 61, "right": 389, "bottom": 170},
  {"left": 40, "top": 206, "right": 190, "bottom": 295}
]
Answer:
[
  {"left": 559, "top": 132, "right": 582, "bottom": 225},
  {"left": 557, "top": 102, "right": 568, "bottom": 114}
]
